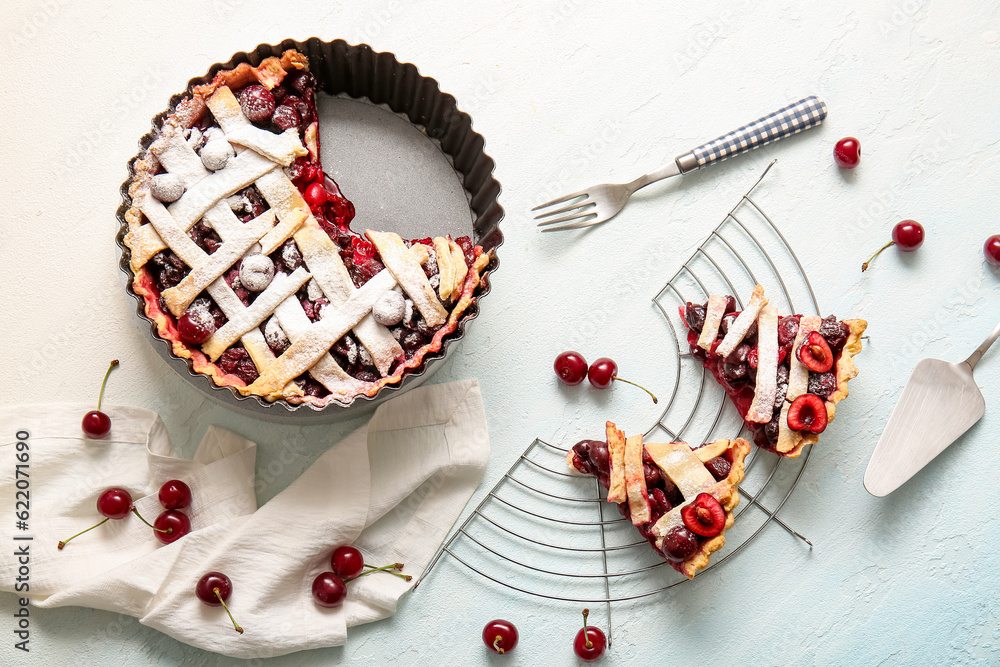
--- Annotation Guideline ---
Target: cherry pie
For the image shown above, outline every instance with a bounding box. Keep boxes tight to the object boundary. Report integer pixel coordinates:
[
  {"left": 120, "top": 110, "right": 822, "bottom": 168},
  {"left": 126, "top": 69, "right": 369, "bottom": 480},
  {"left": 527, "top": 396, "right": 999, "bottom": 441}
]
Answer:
[
  {"left": 568, "top": 422, "right": 750, "bottom": 579},
  {"left": 123, "top": 50, "right": 491, "bottom": 406},
  {"left": 681, "top": 285, "right": 866, "bottom": 457}
]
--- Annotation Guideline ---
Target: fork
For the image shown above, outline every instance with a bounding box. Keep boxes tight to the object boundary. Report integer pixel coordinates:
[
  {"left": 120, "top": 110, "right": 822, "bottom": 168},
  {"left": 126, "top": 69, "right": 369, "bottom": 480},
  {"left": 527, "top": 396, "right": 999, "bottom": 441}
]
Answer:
[{"left": 533, "top": 96, "right": 827, "bottom": 231}]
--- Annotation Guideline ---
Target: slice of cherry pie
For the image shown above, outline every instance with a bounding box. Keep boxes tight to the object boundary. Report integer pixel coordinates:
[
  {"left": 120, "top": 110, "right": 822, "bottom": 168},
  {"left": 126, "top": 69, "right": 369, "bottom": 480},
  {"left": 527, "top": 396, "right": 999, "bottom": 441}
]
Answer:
[
  {"left": 681, "top": 284, "right": 866, "bottom": 457},
  {"left": 568, "top": 422, "right": 750, "bottom": 579},
  {"left": 123, "top": 50, "right": 491, "bottom": 406}
]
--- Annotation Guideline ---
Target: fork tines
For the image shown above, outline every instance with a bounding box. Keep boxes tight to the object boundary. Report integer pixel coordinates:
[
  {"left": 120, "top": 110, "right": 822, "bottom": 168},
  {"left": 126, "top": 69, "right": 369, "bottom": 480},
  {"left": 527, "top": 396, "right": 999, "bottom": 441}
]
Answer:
[{"left": 532, "top": 192, "right": 598, "bottom": 230}]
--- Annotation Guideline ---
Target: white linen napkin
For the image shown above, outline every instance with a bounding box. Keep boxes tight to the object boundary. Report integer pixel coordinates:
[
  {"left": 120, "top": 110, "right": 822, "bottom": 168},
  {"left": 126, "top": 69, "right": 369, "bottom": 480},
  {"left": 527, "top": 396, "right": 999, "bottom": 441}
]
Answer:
[{"left": 0, "top": 379, "right": 489, "bottom": 659}]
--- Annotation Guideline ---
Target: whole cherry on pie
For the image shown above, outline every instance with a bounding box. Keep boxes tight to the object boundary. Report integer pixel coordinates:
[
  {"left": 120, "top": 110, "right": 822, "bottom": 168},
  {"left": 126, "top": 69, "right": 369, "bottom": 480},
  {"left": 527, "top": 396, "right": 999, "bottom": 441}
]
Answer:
[
  {"left": 862, "top": 220, "right": 925, "bottom": 272},
  {"left": 660, "top": 526, "right": 700, "bottom": 562},
  {"left": 984, "top": 234, "right": 1000, "bottom": 268},
  {"left": 573, "top": 608, "right": 607, "bottom": 662},
  {"left": 158, "top": 480, "right": 192, "bottom": 510},
  {"left": 833, "top": 137, "right": 861, "bottom": 169},
  {"left": 482, "top": 619, "right": 518, "bottom": 654},
  {"left": 82, "top": 359, "right": 119, "bottom": 439},
  {"left": 196, "top": 571, "right": 244, "bottom": 634},
  {"left": 312, "top": 571, "right": 347, "bottom": 608},
  {"left": 177, "top": 307, "right": 216, "bottom": 345}
]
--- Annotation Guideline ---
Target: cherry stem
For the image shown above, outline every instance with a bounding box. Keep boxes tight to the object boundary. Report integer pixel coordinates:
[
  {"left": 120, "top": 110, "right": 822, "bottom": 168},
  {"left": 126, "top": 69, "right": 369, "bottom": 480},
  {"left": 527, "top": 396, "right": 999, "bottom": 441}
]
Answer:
[
  {"left": 612, "top": 376, "right": 658, "bottom": 404},
  {"left": 358, "top": 563, "right": 411, "bottom": 581},
  {"left": 493, "top": 635, "right": 504, "bottom": 654},
  {"left": 214, "top": 587, "right": 244, "bottom": 634},
  {"left": 582, "top": 608, "right": 593, "bottom": 649},
  {"left": 861, "top": 241, "right": 894, "bottom": 272},
  {"left": 131, "top": 507, "right": 169, "bottom": 534},
  {"left": 96, "top": 359, "right": 119, "bottom": 412},
  {"left": 57, "top": 517, "right": 109, "bottom": 550}
]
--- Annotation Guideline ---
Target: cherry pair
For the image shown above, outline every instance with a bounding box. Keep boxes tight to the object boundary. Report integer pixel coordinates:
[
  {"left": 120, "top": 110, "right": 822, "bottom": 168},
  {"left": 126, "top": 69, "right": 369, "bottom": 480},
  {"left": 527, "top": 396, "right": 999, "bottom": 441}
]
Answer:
[
  {"left": 553, "top": 352, "right": 657, "bottom": 404},
  {"left": 312, "top": 545, "right": 411, "bottom": 608},
  {"left": 58, "top": 479, "right": 193, "bottom": 550},
  {"left": 483, "top": 610, "right": 607, "bottom": 661}
]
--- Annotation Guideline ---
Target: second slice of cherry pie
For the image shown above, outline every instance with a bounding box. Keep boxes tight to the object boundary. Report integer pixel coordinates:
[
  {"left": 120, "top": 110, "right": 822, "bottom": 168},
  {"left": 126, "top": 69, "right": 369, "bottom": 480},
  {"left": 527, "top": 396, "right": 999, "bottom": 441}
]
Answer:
[
  {"left": 568, "top": 422, "right": 750, "bottom": 579},
  {"left": 123, "top": 50, "right": 491, "bottom": 407},
  {"left": 681, "top": 284, "right": 866, "bottom": 457}
]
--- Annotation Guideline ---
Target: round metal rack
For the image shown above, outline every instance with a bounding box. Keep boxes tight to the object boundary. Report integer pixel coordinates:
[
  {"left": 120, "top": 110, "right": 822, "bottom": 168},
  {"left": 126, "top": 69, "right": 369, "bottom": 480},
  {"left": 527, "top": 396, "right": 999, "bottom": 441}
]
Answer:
[{"left": 416, "top": 161, "right": 819, "bottom": 642}]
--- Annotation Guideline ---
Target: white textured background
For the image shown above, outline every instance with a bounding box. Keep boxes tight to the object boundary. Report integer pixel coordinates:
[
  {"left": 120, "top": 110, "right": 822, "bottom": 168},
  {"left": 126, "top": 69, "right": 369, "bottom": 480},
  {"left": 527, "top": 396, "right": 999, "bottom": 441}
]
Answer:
[{"left": 3, "top": 0, "right": 1000, "bottom": 664}]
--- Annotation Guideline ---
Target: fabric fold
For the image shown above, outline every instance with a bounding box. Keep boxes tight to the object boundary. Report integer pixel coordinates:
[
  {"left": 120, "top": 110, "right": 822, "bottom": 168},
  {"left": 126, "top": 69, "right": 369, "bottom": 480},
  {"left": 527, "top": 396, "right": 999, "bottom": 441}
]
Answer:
[{"left": 0, "top": 379, "right": 489, "bottom": 659}]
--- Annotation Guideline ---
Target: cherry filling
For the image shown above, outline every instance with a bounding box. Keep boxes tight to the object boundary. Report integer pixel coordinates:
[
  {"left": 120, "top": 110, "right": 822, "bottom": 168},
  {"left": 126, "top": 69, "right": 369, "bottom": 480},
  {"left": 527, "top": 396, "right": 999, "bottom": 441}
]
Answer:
[
  {"left": 138, "top": 69, "right": 483, "bottom": 398},
  {"left": 681, "top": 303, "right": 850, "bottom": 451},
  {"left": 571, "top": 440, "right": 733, "bottom": 571}
]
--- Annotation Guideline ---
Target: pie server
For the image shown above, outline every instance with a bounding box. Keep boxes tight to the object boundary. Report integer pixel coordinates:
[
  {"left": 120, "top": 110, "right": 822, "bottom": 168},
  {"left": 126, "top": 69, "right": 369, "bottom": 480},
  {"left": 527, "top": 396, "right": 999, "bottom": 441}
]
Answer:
[{"left": 864, "top": 318, "right": 1000, "bottom": 497}]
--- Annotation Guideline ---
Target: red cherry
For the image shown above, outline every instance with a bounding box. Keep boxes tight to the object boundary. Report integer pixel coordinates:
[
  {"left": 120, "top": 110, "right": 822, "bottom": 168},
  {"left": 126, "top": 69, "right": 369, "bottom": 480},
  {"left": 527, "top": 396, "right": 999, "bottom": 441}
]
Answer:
[
  {"left": 351, "top": 236, "right": 377, "bottom": 264},
  {"left": 554, "top": 351, "right": 588, "bottom": 386},
  {"left": 796, "top": 331, "right": 834, "bottom": 373},
  {"left": 984, "top": 235, "right": 1000, "bottom": 268},
  {"left": 312, "top": 571, "right": 347, "bottom": 608},
  {"left": 661, "top": 525, "right": 699, "bottom": 562},
  {"left": 158, "top": 480, "right": 192, "bottom": 510},
  {"left": 787, "top": 393, "right": 828, "bottom": 433},
  {"left": 833, "top": 137, "right": 861, "bottom": 169},
  {"left": 178, "top": 308, "right": 216, "bottom": 345},
  {"left": 304, "top": 182, "right": 328, "bottom": 207},
  {"left": 238, "top": 84, "right": 275, "bottom": 122},
  {"left": 331, "top": 546, "right": 365, "bottom": 580},
  {"left": 153, "top": 510, "right": 191, "bottom": 544},
  {"left": 196, "top": 571, "right": 243, "bottom": 634},
  {"left": 483, "top": 619, "right": 518, "bottom": 654},
  {"left": 680, "top": 493, "right": 727, "bottom": 537},
  {"left": 82, "top": 411, "right": 112, "bottom": 439},
  {"left": 862, "top": 220, "right": 925, "bottom": 272},
  {"left": 58, "top": 487, "right": 134, "bottom": 549},
  {"left": 587, "top": 358, "right": 617, "bottom": 389},
  {"left": 892, "top": 220, "right": 925, "bottom": 250},
  {"left": 574, "top": 608, "right": 607, "bottom": 662},
  {"left": 82, "top": 360, "right": 119, "bottom": 439},
  {"left": 98, "top": 487, "right": 133, "bottom": 520}
]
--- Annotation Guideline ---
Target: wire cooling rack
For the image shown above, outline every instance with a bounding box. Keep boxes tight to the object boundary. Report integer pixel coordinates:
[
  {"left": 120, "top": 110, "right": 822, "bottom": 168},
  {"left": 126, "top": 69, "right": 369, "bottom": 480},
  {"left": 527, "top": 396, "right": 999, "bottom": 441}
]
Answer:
[{"left": 416, "top": 161, "right": 819, "bottom": 641}]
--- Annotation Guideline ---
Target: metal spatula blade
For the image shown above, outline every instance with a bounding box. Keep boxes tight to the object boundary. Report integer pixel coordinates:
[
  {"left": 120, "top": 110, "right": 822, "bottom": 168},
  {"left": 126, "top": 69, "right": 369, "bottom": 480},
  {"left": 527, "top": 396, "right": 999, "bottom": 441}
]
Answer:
[{"left": 864, "top": 319, "right": 1000, "bottom": 497}]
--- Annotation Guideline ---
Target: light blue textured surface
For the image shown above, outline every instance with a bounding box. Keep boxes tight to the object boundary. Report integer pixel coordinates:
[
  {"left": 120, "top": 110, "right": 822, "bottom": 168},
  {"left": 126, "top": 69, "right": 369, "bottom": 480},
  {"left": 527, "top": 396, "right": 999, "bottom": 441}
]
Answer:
[{"left": 2, "top": 1, "right": 1000, "bottom": 665}]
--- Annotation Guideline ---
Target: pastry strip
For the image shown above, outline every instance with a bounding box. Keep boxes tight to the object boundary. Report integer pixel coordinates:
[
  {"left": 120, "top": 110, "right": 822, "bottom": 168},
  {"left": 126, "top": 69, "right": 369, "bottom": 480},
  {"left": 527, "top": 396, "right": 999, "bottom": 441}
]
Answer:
[
  {"left": 715, "top": 284, "right": 768, "bottom": 358},
  {"left": 433, "top": 237, "right": 457, "bottom": 300},
  {"left": 161, "top": 211, "right": 276, "bottom": 317},
  {"left": 203, "top": 267, "right": 311, "bottom": 360},
  {"left": 247, "top": 269, "right": 398, "bottom": 396},
  {"left": 776, "top": 316, "right": 822, "bottom": 453},
  {"left": 272, "top": 296, "right": 365, "bottom": 394},
  {"left": 167, "top": 150, "right": 276, "bottom": 231},
  {"left": 697, "top": 295, "right": 729, "bottom": 351},
  {"left": 205, "top": 87, "right": 307, "bottom": 166},
  {"left": 623, "top": 434, "right": 651, "bottom": 526},
  {"left": 368, "top": 231, "right": 448, "bottom": 327},
  {"left": 746, "top": 305, "right": 779, "bottom": 423},
  {"left": 606, "top": 422, "right": 627, "bottom": 504},
  {"left": 293, "top": 224, "right": 403, "bottom": 375}
]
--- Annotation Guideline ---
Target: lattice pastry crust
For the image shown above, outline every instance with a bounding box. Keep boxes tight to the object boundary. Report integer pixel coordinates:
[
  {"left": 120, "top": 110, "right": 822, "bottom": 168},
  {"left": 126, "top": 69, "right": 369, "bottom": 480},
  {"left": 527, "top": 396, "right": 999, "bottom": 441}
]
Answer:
[{"left": 124, "top": 50, "right": 490, "bottom": 406}]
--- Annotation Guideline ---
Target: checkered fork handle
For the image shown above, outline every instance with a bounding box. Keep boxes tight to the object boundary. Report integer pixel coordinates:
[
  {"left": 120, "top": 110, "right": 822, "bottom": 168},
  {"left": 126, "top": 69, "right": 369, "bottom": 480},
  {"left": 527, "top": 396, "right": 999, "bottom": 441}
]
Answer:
[{"left": 686, "top": 96, "right": 827, "bottom": 170}]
